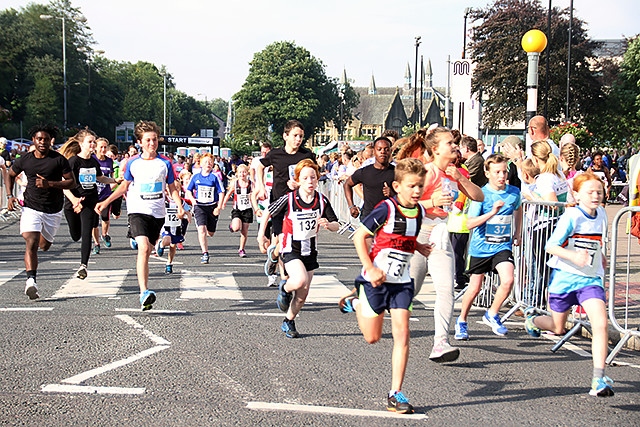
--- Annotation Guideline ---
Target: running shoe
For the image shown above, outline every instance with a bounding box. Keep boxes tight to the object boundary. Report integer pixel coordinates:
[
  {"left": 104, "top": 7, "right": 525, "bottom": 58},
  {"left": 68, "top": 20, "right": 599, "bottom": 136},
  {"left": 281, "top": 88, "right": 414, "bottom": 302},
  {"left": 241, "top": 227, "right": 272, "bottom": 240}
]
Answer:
[
  {"left": 429, "top": 339, "right": 460, "bottom": 363},
  {"left": 92, "top": 244, "right": 100, "bottom": 255},
  {"left": 454, "top": 317, "right": 469, "bottom": 340},
  {"left": 524, "top": 314, "right": 541, "bottom": 338},
  {"left": 238, "top": 249, "right": 247, "bottom": 258},
  {"left": 165, "top": 264, "right": 173, "bottom": 274},
  {"left": 387, "top": 391, "right": 414, "bottom": 414},
  {"left": 267, "top": 274, "right": 279, "bottom": 287},
  {"left": 102, "top": 234, "right": 112, "bottom": 248},
  {"left": 76, "top": 264, "right": 88, "bottom": 280},
  {"left": 24, "top": 277, "right": 39, "bottom": 300},
  {"left": 140, "top": 289, "right": 156, "bottom": 311},
  {"left": 281, "top": 318, "right": 299, "bottom": 338},
  {"left": 338, "top": 288, "right": 358, "bottom": 313},
  {"left": 201, "top": 252, "right": 209, "bottom": 264},
  {"left": 589, "top": 376, "right": 614, "bottom": 397},
  {"left": 176, "top": 243, "right": 185, "bottom": 250},
  {"left": 276, "top": 280, "right": 292, "bottom": 312},
  {"left": 156, "top": 240, "right": 165, "bottom": 257},
  {"left": 483, "top": 311, "right": 508, "bottom": 336},
  {"left": 264, "top": 244, "right": 278, "bottom": 277},
  {"left": 130, "top": 238, "right": 138, "bottom": 250}
]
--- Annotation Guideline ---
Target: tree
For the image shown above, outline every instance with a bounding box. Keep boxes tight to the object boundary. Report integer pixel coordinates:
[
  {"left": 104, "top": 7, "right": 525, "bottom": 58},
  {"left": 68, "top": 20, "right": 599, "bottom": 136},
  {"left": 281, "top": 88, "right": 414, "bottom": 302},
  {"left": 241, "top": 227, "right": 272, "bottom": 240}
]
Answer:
[
  {"left": 590, "top": 36, "right": 640, "bottom": 146},
  {"left": 469, "top": 0, "right": 602, "bottom": 128},
  {"left": 208, "top": 98, "right": 228, "bottom": 121},
  {"left": 233, "top": 41, "right": 341, "bottom": 145}
]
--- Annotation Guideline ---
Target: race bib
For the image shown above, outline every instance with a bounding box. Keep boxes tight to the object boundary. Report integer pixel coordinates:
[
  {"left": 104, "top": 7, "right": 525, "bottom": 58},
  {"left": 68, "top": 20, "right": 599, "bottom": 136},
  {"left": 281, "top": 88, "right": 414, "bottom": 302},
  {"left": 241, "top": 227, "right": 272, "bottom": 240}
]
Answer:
[
  {"left": 139, "top": 180, "right": 163, "bottom": 200},
  {"left": 165, "top": 207, "right": 180, "bottom": 227},
  {"left": 237, "top": 193, "right": 251, "bottom": 210},
  {"left": 374, "top": 249, "right": 411, "bottom": 284},
  {"left": 485, "top": 214, "right": 512, "bottom": 243},
  {"left": 197, "top": 185, "right": 215, "bottom": 204},
  {"left": 567, "top": 237, "right": 601, "bottom": 276},
  {"left": 79, "top": 167, "right": 97, "bottom": 190},
  {"left": 292, "top": 210, "right": 319, "bottom": 241}
]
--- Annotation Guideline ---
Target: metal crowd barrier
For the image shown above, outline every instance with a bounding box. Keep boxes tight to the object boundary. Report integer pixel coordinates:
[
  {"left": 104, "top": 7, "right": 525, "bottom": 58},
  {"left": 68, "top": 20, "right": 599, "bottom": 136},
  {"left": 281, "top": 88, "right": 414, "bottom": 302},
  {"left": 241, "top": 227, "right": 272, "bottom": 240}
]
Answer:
[
  {"left": 318, "top": 179, "right": 362, "bottom": 237},
  {"left": 606, "top": 206, "right": 640, "bottom": 364},
  {"left": 0, "top": 166, "right": 21, "bottom": 221}
]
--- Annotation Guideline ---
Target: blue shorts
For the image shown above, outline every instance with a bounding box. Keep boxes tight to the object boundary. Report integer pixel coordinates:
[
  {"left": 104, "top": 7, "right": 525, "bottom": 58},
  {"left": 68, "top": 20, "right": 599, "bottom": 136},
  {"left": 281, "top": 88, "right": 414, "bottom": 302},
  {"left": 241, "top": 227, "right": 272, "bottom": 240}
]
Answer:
[
  {"left": 161, "top": 229, "right": 185, "bottom": 245},
  {"left": 548, "top": 285, "right": 606, "bottom": 313},
  {"left": 355, "top": 276, "right": 414, "bottom": 318}
]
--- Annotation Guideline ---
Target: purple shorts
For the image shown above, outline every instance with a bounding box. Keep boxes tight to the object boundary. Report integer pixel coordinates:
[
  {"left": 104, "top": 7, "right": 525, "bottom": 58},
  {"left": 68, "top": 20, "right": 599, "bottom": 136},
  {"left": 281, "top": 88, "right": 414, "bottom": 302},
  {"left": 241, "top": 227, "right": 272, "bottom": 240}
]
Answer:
[{"left": 548, "top": 285, "right": 606, "bottom": 313}]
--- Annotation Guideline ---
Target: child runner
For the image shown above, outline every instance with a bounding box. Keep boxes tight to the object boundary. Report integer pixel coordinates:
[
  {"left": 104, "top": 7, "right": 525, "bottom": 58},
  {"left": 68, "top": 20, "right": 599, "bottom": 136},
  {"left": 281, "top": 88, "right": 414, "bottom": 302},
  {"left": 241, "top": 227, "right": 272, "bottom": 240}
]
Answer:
[
  {"left": 185, "top": 153, "right": 225, "bottom": 264},
  {"left": 221, "top": 164, "right": 253, "bottom": 257},
  {"left": 339, "top": 158, "right": 433, "bottom": 414},
  {"left": 156, "top": 191, "right": 191, "bottom": 274},
  {"left": 257, "top": 159, "right": 339, "bottom": 338},
  {"left": 455, "top": 154, "right": 522, "bottom": 339},
  {"left": 525, "top": 172, "right": 613, "bottom": 397}
]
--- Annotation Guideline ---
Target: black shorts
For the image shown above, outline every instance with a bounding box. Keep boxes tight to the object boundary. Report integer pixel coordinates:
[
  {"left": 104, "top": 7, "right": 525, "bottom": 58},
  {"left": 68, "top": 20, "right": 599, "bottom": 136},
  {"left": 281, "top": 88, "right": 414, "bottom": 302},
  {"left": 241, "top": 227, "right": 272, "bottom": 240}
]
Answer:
[
  {"left": 282, "top": 251, "right": 319, "bottom": 272},
  {"left": 354, "top": 276, "right": 414, "bottom": 317},
  {"left": 194, "top": 204, "right": 219, "bottom": 233},
  {"left": 231, "top": 208, "right": 253, "bottom": 224},
  {"left": 466, "top": 249, "right": 514, "bottom": 275},
  {"left": 110, "top": 197, "right": 123, "bottom": 217},
  {"left": 129, "top": 213, "right": 165, "bottom": 244}
]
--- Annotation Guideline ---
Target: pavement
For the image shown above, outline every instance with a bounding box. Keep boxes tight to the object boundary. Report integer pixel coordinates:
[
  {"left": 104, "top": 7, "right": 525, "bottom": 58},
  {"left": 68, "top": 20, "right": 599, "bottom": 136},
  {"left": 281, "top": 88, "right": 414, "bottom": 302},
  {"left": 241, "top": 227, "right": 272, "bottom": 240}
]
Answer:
[{"left": 0, "top": 206, "right": 639, "bottom": 426}]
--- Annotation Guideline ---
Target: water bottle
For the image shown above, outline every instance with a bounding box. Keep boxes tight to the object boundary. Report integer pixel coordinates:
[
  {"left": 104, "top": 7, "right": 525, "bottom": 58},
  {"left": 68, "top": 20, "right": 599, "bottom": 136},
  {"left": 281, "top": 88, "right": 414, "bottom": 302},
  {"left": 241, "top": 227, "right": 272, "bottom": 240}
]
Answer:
[{"left": 441, "top": 178, "right": 452, "bottom": 213}]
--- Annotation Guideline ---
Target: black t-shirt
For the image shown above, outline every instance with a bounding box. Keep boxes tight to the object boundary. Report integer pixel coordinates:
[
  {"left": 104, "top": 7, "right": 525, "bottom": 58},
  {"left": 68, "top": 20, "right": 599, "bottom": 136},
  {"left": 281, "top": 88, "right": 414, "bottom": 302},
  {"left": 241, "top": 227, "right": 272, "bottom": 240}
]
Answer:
[
  {"left": 260, "top": 146, "right": 316, "bottom": 201},
  {"left": 11, "top": 150, "right": 72, "bottom": 213},
  {"left": 0, "top": 149, "right": 10, "bottom": 164},
  {"left": 349, "top": 164, "right": 396, "bottom": 218},
  {"left": 64, "top": 155, "right": 103, "bottom": 209}
]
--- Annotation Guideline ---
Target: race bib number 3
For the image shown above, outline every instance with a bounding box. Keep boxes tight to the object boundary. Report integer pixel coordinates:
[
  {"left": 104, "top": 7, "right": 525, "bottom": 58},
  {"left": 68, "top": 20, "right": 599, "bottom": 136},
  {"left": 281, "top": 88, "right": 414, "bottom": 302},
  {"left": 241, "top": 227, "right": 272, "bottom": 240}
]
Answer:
[{"left": 485, "top": 214, "right": 512, "bottom": 244}]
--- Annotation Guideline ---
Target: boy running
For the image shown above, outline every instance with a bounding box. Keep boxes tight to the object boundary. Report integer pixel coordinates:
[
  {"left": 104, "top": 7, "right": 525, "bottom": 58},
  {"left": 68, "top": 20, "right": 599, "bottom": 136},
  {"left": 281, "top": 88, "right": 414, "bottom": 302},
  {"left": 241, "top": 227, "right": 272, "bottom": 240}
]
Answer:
[
  {"left": 339, "top": 158, "right": 433, "bottom": 414},
  {"left": 455, "top": 154, "right": 522, "bottom": 339}
]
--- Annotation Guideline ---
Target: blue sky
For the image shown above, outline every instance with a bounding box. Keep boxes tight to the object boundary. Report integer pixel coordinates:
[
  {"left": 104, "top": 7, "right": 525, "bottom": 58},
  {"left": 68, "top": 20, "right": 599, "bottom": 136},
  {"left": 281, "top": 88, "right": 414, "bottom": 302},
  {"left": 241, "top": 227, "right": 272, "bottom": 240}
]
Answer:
[{"left": 4, "top": 0, "right": 639, "bottom": 101}]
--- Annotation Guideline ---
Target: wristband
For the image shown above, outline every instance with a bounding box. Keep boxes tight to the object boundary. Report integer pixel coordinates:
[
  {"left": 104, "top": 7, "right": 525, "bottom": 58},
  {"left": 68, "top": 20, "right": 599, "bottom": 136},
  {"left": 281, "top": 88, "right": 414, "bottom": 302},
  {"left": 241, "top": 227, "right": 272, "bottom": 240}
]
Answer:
[
  {"left": 6, "top": 194, "right": 13, "bottom": 199},
  {"left": 350, "top": 205, "right": 357, "bottom": 209}
]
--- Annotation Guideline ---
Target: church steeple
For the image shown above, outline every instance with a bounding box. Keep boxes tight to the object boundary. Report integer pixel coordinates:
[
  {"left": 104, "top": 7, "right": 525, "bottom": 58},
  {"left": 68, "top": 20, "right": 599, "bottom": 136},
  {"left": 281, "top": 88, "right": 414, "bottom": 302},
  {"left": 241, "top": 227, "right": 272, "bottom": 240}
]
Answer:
[
  {"left": 369, "top": 73, "right": 377, "bottom": 95},
  {"left": 340, "top": 68, "right": 348, "bottom": 86},
  {"left": 404, "top": 62, "right": 412, "bottom": 90},
  {"left": 425, "top": 58, "right": 433, "bottom": 88}
]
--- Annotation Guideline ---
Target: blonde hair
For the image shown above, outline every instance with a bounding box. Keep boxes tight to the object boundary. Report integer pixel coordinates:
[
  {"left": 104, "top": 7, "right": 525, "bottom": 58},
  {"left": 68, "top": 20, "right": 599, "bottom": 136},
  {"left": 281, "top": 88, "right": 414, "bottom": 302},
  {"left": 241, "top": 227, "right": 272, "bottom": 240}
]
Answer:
[
  {"left": 520, "top": 158, "right": 540, "bottom": 178},
  {"left": 531, "top": 140, "right": 561, "bottom": 177},
  {"left": 560, "top": 142, "right": 580, "bottom": 170},
  {"left": 424, "top": 127, "right": 453, "bottom": 158},
  {"left": 58, "top": 137, "right": 80, "bottom": 159},
  {"left": 394, "top": 158, "right": 426, "bottom": 183}
]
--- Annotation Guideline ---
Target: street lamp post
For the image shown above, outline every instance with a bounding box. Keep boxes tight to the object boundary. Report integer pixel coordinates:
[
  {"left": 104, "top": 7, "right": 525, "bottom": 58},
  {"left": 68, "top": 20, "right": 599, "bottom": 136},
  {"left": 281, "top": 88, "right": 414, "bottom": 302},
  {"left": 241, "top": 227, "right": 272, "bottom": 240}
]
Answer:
[
  {"left": 159, "top": 71, "right": 167, "bottom": 135},
  {"left": 78, "top": 47, "right": 104, "bottom": 127},
  {"left": 462, "top": 7, "right": 472, "bottom": 59},
  {"left": 40, "top": 13, "right": 86, "bottom": 132},
  {"left": 521, "top": 29, "right": 548, "bottom": 127},
  {"left": 414, "top": 36, "right": 421, "bottom": 128}
]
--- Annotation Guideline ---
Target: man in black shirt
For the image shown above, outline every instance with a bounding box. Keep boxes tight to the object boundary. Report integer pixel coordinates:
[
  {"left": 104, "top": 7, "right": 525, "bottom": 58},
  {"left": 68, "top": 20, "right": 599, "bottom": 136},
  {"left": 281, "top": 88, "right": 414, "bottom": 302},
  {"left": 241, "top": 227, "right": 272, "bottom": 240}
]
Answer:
[
  {"left": 344, "top": 137, "right": 395, "bottom": 219},
  {"left": 5, "top": 124, "right": 76, "bottom": 300}
]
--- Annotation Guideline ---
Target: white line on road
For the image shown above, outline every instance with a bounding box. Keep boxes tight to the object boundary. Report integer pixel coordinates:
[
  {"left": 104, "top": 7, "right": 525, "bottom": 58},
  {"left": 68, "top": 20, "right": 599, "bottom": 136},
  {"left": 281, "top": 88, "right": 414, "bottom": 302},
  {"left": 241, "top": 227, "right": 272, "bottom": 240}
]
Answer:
[
  {"left": 0, "top": 307, "right": 54, "bottom": 312},
  {"left": 50, "top": 269, "right": 129, "bottom": 299},
  {"left": 180, "top": 270, "right": 243, "bottom": 300},
  {"left": 61, "top": 345, "right": 169, "bottom": 385},
  {"left": 115, "top": 308, "right": 188, "bottom": 314},
  {"left": 247, "top": 401, "right": 428, "bottom": 420},
  {"left": 0, "top": 269, "right": 23, "bottom": 287},
  {"left": 41, "top": 384, "right": 145, "bottom": 395},
  {"left": 237, "top": 312, "right": 287, "bottom": 317},
  {"left": 115, "top": 314, "right": 171, "bottom": 345}
]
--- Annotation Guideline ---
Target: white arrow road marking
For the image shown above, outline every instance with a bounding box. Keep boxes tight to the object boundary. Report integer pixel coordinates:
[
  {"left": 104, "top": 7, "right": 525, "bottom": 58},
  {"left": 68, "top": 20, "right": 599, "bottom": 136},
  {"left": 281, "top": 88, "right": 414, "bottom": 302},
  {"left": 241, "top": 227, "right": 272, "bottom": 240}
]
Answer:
[
  {"left": 0, "top": 269, "right": 23, "bottom": 287},
  {"left": 49, "top": 269, "right": 129, "bottom": 299},
  {"left": 42, "top": 314, "right": 170, "bottom": 395},
  {"left": 180, "top": 269, "right": 243, "bottom": 300},
  {"left": 247, "top": 402, "right": 428, "bottom": 420}
]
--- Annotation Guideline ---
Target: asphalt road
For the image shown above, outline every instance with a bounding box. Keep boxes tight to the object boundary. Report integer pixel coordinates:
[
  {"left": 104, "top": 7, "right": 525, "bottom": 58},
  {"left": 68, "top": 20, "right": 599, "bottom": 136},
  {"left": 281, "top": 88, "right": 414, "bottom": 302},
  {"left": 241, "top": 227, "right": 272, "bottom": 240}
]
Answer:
[{"left": 0, "top": 211, "right": 638, "bottom": 426}]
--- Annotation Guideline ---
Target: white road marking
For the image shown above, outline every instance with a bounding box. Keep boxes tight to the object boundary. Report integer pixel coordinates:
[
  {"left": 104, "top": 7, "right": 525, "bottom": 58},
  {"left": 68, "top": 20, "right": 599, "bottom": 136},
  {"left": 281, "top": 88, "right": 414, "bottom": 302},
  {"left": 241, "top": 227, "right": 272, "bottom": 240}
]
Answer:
[
  {"left": 115, "top": 308, "right": 188, "bottom": 314},
  {"left": 306, "top": 275, "right": 351, "bottom": 304},
  {"left": 61, "top": 345, "right": 169, "bottom": 385},
  {"left": 0, "top": 307, "right": 54, "bottom": 312},
  {"left": 115, "top": 315, "right": 171, "bottom": 345},
  {"left": 180, "top": 270, "right": 243, "bottom": 300},
  {"left": 541, "top": 333, "right": 592, "bottom": 358},
  {"left": 0, "top": 269, "right": 24, "bottom": 286},
  {"left": 50, "top": 269, "right": 129, "bottom": 299},
  {"left": 50, "top": 261, "right": 96, "bottom": 265},
  {"left": 237, "top": 312, "right": 288, "bottom": 317},
  {"left": 41, "top": 384, "right": 145, "bottom": 395},
  {"left": 247, "top": 401, "right": 428, "bottom": 420}
]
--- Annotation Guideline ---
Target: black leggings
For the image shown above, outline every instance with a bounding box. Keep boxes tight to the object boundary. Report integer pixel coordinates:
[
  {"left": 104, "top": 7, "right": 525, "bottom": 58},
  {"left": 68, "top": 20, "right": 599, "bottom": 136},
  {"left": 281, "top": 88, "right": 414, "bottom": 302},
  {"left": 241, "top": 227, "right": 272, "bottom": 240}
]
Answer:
[{"left": 65, "top": 203, "right": 98, "bottom": 266}]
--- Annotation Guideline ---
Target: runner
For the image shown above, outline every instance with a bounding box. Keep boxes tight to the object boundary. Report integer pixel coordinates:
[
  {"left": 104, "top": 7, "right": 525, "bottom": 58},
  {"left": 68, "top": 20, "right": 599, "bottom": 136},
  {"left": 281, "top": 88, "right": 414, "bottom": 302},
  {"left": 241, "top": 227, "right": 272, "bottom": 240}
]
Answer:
[
  {"left": 257, "top": 159, "right": 339, "bottom": 338},
  {"left": 5, "top": 124, "right": 75, "bottom": 299},
  {"left": 220, "top": 164, "right": 254, "bottom": 257},
  {"left": 95, "top": 121, "right": 184, "bottom": 310}
]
